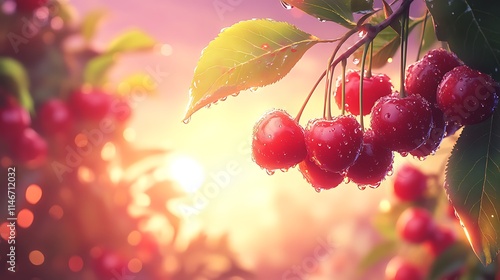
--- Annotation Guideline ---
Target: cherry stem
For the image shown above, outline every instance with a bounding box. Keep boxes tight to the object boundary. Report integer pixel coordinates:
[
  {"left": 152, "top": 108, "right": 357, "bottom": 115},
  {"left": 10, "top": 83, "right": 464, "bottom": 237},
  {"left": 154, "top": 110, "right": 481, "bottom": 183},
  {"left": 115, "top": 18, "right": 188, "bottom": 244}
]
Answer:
[
  {"left": 341, "top": 58, "right": 347, "bottom": 115},
  {"left": 416, "top": 9, "right": 429, "bottom": 61},
  {"left": 359, "top": 43, "right": 370, "bottom": 130},
  {"left": 366, "top": 42, "right": 373, "bottom": 78},
  {"left": 399, "top": 3, "right": 410, "bottom": 98}
]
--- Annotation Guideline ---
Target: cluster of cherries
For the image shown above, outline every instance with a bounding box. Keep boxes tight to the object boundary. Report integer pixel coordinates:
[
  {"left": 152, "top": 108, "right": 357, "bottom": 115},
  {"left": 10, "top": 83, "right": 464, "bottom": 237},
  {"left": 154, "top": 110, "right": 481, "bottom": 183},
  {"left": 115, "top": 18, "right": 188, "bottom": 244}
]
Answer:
[
  {"left": 251, "top": 49, "right": 499, "bottom": 191},
  {"left": 0, "top": 89, "right": 131, "bottom": 168},
  {"left": 386, "top": 164, "right": 459, "bottom": 280}
]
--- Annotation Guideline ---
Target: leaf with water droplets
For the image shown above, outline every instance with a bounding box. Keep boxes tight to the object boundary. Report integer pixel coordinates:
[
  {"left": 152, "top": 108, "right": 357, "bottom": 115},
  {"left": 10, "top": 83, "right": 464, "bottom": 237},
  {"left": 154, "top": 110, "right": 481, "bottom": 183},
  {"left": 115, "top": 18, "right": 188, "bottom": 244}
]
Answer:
[
  {"left": 445, "top": 109, "right": 500, "bottom": 265},
  {"left": 284, "top": 0, "right": 356, "bottom": 28},
  {"left": 184, "top": 19, "right": 321, "bottom": 121}
]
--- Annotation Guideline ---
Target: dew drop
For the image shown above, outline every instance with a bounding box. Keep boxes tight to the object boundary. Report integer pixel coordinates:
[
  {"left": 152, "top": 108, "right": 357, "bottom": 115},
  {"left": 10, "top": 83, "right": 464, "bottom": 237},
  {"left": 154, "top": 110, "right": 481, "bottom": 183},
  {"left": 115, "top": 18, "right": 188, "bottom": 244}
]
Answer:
[
  {"left": 266, "top": 169, "right": 275, "bottom": 176},
  {"left": 280, "top": 0, "right": 293, "bottom": 9},
  {"left": 317, "top": 18, "right": 326, "bottom": 22},
  {"left": 261, "top": 43, "right": 270, "bottom": 50},
  {"left": 387, "top": 169, "right": 394, "bottom": 176},
  {"left": 182, "top": 117, "right": 191, "bottom": 124},
  {"left": 353, "top": 58, "right": 360, "bottom": 65},
  {"left": 384, "top": 113, "right": 391, "bottom": 119},
  {"left": 369, "top": 182, "right": 381, "bottom": 189},
  {"left": 314, "top": 187, "right": 322, "bottom": 193},
  {"left": 357, "top": 185, "right": 366, "bottom": 191},
  {"left": 250, "top": 87, "right": 259, "bottom": 92},
  {"left": 343, "top": 177, "right": 351, "bottom": 184},
  {"left": 280, "top": 168, "right": 289, "bottom": 173},
  {"left": 399, "top": 152, "right": 409, "bottom": 157}
]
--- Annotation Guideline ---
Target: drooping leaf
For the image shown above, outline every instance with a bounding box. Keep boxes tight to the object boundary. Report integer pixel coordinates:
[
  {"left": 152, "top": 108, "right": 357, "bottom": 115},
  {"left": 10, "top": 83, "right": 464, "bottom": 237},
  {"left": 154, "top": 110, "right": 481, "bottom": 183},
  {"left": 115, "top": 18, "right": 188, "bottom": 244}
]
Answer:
[
  {"left": 284, "top": 0, "right": 355, "bottom": 27},
  {"left": 351, "top": 0, "right": 374, "bottom": 13},
  {"left": 107, "top": 29, "right": 157, "bottom": 54},
  {"left": 352, "top": 12, "right": 420, "bottom": 68},
  {"left": 445, "top": 109, "right": 500, "bottom": 265},
  {"left": 81, "top": 9, "right": 107, "bottom": 43},
  {"left": 184, "top": 19, "right": 321, "bottom": 121},
  {"left": 83, "top": 54, "right": 115, "bottom": 86},
  {"left": 426, "top": 0, "right": 500, "bottom": 80},
  {"left": 0, "top": 57, "right": 33, "bottom": 112},
  {"left": 428, "top": 242, "right": 470, "bottom": 280}
]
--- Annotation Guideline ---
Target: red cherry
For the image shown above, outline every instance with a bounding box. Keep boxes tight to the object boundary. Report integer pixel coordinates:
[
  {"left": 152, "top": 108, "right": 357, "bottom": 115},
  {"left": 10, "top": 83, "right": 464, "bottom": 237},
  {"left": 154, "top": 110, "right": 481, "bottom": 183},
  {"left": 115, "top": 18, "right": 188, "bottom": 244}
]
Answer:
[
  {"left": 0, "top": 101, "right": 31, "bottom": 141},
  {"left": 393, "top": 164, "right": 427, "bottom": 201},
  {"left": 425, "top": 226, "right": 456, "bottom": 256},
  {"left": 370, "top": 93, "right": 433, "bottom": 154},
  {"left": 305, "top": 115, "right": 363, "bottom": 173},
  {"left": 15, "top": 0, "right": 48, "bottom": 12},
  {"left": 385, "top": 257, "right": 422, "bottom": 280},
  {"left": 252, "top": 109, "right": 307, "bottom": 171},
  {"left": 110, "top": 97, "right": 132, "bottom": 123},
  {"left": 410, "top": 105, "right": 446, "bottom": 158},
  {"left": 11, "top": 128, "right": 48, "bottom": 167},
  {"left": 437, "top": 65, "right": 499, "bottom": 126},
  {"left": 334, "top": 70, "right": 393, "bottom": 116},
  {"left": 298, "top": 157, "right": 344, "bottom": 191},
  {"left": 445, "top": 120, "right": 462, "bottom": 137},
  {"left": 397, "top": 207, "right": 435, "bottom": 243},
  {"left": 346, "top": 129, "right": 394, "bottom": 188},
  {"left": 38, "top": 99, "right": 74, "bottom": 135},
  {"left": 405, "top": 48, "right": 462, "bottom": 104},
  {"left": 68, "top": 89, "right": 114, "bottom": 121}
]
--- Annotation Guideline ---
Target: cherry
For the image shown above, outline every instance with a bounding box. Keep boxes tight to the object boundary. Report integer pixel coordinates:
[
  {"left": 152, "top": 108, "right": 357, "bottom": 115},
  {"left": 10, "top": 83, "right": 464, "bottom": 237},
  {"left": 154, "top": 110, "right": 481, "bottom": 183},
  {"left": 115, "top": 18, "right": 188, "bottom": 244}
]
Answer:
[
  {"left": 0, "top": 100, "right": 31, "bottom": 141},
  {"left": 15, "top": 0, "right": 48, "bottom": 13},
  {"left": 37, "top": 99, "right": 74, "bottom": 135},
  {"left": 444, "top": 120, "right": 462, "bottom": 137},
  {"left": 393, "top": 164, "right": 427, "bottom": 201},
  {"left": 425, "top": 226, "right": 456, "bottom": 256},
  {"left": 405, "top": 48, "right": 462, "bottom": 104},
  {"left": 397, "top": 207, "right": 434, "bottom": 243},
  {"left": 68, "top": 89, "right": 114, "bottom": 121},
  {"left": 252, "top": 109, "right": 307, "bottom": 171},
  {"left": 410, "top": 105, "right": 446, "bottom": 158},
  {"left": 437, "top": 65, "right": 499, "bottom": 126},
  {"left": 334, "top": 70, "right": 392, "bottom": 116},
  {"left": 305, "top": 115, "right": 363, "bottom": 173},
  {"left": 385, "top": 257, "right": 423, "bottom": 280},
  {"left": 370, "top": 93, "right": 433, "bottom": 154},
  {"left": 346, "top": 129, "right": 394, "bottom": 187},
  {"left": 11, "top": 128, "right": 48, "bottom": 167},
  {"left": 298, "top": 157, "right": 344, "bottom": 191},
  {"left": 111, "top": 97, "right": 132, "bottom": 123}
]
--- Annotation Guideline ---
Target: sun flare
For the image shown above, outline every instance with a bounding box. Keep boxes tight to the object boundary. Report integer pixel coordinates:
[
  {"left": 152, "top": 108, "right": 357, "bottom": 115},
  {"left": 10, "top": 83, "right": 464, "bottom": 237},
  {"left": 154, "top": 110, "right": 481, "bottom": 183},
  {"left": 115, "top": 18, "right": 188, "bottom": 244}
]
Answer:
[{"left": 168, "top": 155, "right": 205, "bottom": 193}]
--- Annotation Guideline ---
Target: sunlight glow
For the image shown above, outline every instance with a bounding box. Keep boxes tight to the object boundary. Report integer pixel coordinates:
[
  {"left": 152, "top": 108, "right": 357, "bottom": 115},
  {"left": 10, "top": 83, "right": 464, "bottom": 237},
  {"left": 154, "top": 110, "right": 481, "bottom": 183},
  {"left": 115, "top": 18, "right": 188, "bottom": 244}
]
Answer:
[{"left": 166, "top": 155, "right": 205, "bottom": 193}]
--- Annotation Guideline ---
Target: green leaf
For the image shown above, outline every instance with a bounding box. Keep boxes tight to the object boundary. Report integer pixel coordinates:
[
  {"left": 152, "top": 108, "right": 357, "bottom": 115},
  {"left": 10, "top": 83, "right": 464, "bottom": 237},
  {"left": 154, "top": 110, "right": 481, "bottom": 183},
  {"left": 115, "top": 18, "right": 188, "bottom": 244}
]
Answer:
[
  {"left": 357, "top": 240, "right": 397, "bottom": 274},
  {"left": 419, "top": 11, "right": 438, "bottom": 56},
  {"left": 83, "top": 54, "right": 115, "bottom": 86},
  {"left": 426, "top": 0, "right": 500, "bottom": 80},
  {"left": 117, "top": 73, "right": 157, "bottom": 96},
  {"left": 351, "top": 0, "right": 374, "bottom": 13},
  {"left": 445, "top": 109, "right": 500, "bottom": 265},
  {"left": 353, "top": 12, "right": 420, "bottom": 68},
  {"left": 0, "top": 57, "right": 33, "bottom": 112},
  {"left": 428, "top": 243, "right": 470, "bottom": 280},
  {"left": 81, "top": 9, "right": 107, "bottom": 43},
  {"left": 284, "top": 0, "right": 355, "bottom": 28},
  {"left": 107, "top": 29, "right": 156, "bottom": 54},
  {"left": 184, "top": 19, "right": 321, "bottom": 121}
]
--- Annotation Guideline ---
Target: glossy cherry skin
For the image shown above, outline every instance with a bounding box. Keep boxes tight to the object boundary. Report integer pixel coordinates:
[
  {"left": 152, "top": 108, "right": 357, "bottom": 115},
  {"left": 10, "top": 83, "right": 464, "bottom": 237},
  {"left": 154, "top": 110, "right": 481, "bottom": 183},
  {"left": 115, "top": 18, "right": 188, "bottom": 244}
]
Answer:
[
  {"left": 385, "top": 257, "right": 423, "bottom": 280},
  {"left": 298, "top": 157, "right": 344, "bottom": 191},
  {"left": 410, "top": 105, "right": 446, "bottom": 158},
  {"left": 305, "top": 115, "right": 363, "bottom": 173},
  {"left": 437, "top": 65, "right": 499, "bottom": 126},
  {"left": 370, "top": 93, "right": 433, "bottom": 154},
  {"left": 425, "top": 226, "right": 456, "bottom": 256},
  {"left": 393, "top": 164, "right": 428, "bottom": 201},
  {"left": 346, "top": 129, "right": 394, "bottom": 187},
  {"left": 38, "top": 99, "right": 74, "bottom": 135},
  {"left": 0, "top": 101, "right": 31, "bottom": 141},
  {"left": 15, "top": 0, "right": 48, "bottom": 12},
  {"left": 397, "top": 207, "right": 435, "bottom": 243},
  {"left": 252, "top": 109, "right": 307, "bottom": 171},
  {"left": 68, "top": 89, "right": 114, "bottom": 121},
  {"left": 334, "top": 70, "right": 393, "bottom": 116},
  {"left": 11, "top": 128, "right": 48, "bottom": 167},
  {"left": 405, "top": 48, "right": 462, "bottom": 104}
]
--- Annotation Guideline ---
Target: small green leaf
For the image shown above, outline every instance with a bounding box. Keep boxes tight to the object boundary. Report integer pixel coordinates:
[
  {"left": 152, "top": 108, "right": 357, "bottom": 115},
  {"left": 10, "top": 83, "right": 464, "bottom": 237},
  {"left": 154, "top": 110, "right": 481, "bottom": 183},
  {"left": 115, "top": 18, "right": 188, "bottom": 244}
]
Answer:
[
  {"left": 81, "top": 9, "right": 107, "bottom": 43},
  {"left": 426, "top": 0, "right": 500, "bottom": 80},
  {"left": 428, "top": 243, "right": 470, "bottom": 280},
  {"left": 0, "top": 57, "right": 33, "bottom": 112},
  {"left": 351, "top": 0, "right": 374, "bottom": 13},
  {"left": 284, "top": 0, "right": 355, "bottom": 27},
  {"left": 83, "top": 54, "right": 115, "bottom": 86},
  {"left": 107, "top": 29, "right": 156, "bottom": 54},
  {"left": 445, "top": 109, "right": 500, "bottom": 265},
  {"left": 185, "top": 19, "right": 321, "bottom": 121},
  {"left": 117, "top": 73, "right": 157, "bottom": 96}
]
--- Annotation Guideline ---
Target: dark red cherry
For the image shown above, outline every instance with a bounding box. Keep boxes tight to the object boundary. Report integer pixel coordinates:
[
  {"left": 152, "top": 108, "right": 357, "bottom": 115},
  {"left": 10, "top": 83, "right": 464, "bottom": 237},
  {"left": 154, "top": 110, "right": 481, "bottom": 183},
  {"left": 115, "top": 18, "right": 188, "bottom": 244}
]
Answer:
[
  {"left": 334, "top": 70, "right": 393, "bottom": 116},
  {"left": 0, "top": 100, "right": 31, "bottom": 141},
  {"left": 393, "top": 164, "right": 427, "bottom": 201},
  {"left": 15, "top": 0, "right": 48, "bottom": 13},
  {"left": 68, "top": 89, "right": 114, "bottom": 121},
  {"left": 11, "top": 128, "right": 48, "bottom": 167},
  {"left": 370, "top": 93, "right": 433, "bottom": 154},
  {"left": 252, "top": 109, "right": 307, "bottom": 171},
  {"left": 38, "top": 99, "right": 74, "bottom": 135},
  {"left": 385, "top": 257, "right": 423, "bottom": 280},
  {"left": 410, "top": 105, "right": 446, "bottom": 158},
  {"left": 298, "top": 157, "right": 344, "bottom": 191},
  {"left": 305, "top": 115, "right": 363, "bottom": 173},
  {"left": 397, "top": 207, "right": 435, "bottom": 243},
  {"left": 425, "top": 226, "right": 456, "bottom": 256}
]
